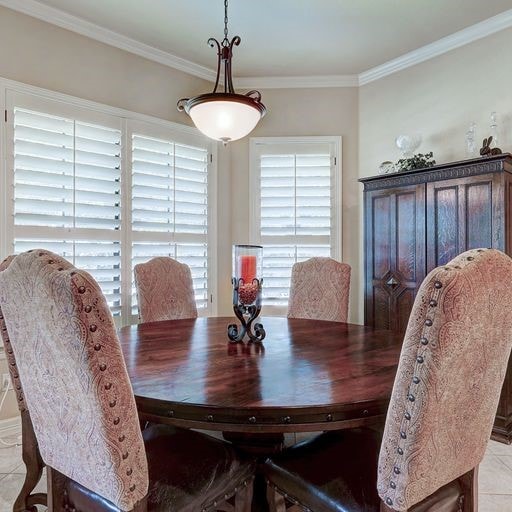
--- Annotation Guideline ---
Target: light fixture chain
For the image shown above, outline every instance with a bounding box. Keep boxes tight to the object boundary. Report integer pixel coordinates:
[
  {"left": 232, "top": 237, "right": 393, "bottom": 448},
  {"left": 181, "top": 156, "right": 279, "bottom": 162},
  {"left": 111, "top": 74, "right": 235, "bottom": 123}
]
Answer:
[{"left": 224, "top": 0, "right": 229, "bottom": 41}]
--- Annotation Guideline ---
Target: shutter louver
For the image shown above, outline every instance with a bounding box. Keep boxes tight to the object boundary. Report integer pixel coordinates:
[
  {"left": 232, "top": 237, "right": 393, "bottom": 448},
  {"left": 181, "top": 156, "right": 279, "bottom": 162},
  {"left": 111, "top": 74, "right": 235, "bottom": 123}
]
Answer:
[
  {"left": 296, "top": 154, "right": 331, "bottom": 236},
  {"left": 131, "top": 135, "right": 209, "bottom": 314},
  {"left": 13, "top": 108, "right": 123, "bottom": 315},
  {"left": 260, "top": 153, "right": 331, "bottom": 237}
]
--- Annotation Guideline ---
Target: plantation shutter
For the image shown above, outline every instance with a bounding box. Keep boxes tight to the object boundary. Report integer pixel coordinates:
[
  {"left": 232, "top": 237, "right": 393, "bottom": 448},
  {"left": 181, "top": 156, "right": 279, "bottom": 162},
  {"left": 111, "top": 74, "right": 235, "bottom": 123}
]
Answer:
[
  {"left": 13, "top": 107, "right": 123, "bottom": 314},
  {"left": 131, "top": 134, "right": 209, "bottom": 313},
  {"left": 252, "top": 140, "right": 339, "bottom": 307},
  {"left": 260, "top": 152, "right": 332, "bottom": 237}
]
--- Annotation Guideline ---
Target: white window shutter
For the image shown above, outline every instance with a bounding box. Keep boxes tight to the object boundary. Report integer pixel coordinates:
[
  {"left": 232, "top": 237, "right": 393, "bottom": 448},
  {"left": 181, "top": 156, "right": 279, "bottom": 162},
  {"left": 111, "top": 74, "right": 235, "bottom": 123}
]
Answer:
[
  {"left": 13, "top": 108, "right": 123, "bottom": 315},
  {"left": 131, "top": 134, "right": 209, "bottom": 313},
  {"left": 252, "top": 140, "right": 339, "bottom": 307}
]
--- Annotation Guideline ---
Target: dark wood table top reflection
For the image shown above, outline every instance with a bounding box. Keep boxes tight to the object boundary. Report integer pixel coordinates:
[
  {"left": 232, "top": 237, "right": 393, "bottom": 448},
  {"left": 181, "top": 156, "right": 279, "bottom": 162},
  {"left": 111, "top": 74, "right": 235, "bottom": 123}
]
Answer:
[{"left": 119, "top": 316, "right": 403, "bottom": 433}]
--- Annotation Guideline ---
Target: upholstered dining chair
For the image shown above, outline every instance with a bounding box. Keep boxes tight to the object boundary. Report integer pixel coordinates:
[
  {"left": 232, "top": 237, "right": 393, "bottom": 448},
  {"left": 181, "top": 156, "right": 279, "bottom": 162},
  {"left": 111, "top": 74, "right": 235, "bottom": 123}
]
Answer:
[
  {"left": 264, "top": 248, "right": 512, "bottom": 512},
  {"left": 0, "top": 253, "right": 74, "bottom": 512},
  {"left": 134, "top": 256, "right": 198, "bottom": 323},
  {"left": 0, "top": 250, "right": 254, "bottom": 512},
  {"left": 287, "top": 257, "right": 351, "bottom": 323}
]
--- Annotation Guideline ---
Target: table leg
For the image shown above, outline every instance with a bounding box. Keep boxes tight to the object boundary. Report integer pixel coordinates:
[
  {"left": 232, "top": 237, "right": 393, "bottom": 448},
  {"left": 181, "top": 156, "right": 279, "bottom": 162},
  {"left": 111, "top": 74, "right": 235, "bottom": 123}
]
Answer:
[
  {"left": 223, "top": 432, "right": 285, "bottom": 512},
  {"left": 13, "top": 410, "right": 47, "bottom": 512}
]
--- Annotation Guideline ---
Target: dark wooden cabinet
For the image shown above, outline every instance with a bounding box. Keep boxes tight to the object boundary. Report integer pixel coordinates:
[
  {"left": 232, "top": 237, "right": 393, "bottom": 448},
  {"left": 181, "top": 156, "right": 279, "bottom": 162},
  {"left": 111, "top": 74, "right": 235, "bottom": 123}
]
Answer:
[{"left": 360, "top": 154, "right": 512, "bottom": 443}]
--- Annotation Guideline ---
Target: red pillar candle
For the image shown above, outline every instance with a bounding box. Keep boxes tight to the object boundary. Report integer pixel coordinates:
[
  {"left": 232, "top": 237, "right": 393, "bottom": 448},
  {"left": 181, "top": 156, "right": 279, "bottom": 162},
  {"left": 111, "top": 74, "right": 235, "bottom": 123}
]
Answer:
[{"left": 239, "top": 255, "right": 257, "bottom": 283}]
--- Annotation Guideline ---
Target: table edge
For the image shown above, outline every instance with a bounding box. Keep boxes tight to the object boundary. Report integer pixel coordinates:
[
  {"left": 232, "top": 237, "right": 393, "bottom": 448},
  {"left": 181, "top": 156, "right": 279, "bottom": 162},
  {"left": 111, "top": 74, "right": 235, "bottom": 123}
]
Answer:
[{"left": 135, "top": 395, "right": 391, "bottom": 432}]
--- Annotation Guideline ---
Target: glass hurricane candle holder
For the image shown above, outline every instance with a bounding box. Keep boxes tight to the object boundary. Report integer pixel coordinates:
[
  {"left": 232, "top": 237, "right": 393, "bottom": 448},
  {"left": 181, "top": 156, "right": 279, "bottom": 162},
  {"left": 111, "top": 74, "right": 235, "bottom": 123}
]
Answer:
[{"left": 227, "top": 245, "right": 266, "bottom": 343}]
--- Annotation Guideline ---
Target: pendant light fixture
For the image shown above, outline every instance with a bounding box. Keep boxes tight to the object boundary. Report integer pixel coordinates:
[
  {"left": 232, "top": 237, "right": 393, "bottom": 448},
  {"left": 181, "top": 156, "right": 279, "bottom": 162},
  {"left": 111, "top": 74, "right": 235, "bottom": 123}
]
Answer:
[{"left": 177, "top": 0, "right": 266, "bottom": 144}]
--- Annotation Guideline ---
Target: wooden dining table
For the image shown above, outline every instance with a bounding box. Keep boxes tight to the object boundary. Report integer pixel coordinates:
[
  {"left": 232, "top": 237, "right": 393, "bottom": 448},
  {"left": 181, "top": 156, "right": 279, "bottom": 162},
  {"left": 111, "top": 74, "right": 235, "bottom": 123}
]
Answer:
[
  {"left": 118, "top": 316, "right": 403, "bottom": 451},
  {"left": 17, "top": 316, "right": 404, "bottom": 512}
]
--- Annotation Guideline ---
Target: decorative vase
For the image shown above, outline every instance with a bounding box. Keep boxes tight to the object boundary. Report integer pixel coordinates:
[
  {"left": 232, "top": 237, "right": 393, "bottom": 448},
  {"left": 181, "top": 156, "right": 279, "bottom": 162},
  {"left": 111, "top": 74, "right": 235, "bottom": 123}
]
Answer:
[
  {"left": 465, "top": 122, "right": 477, "bottom": 157},
  {"left": 227, "top": 245, "right": 266, "bottom": 343},
  {"left": 395, "top": 134, "right": 422, "bottom": 158},
  {"left": 379, "top": 161, "right": 396, "bottom": 175}
]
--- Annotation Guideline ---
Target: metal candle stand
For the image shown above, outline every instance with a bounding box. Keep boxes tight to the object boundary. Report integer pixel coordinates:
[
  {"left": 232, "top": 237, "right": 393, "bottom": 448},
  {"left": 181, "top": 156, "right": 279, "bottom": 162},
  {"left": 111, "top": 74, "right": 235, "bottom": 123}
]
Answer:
[{"left": 227, "top": 277, "right": 266, "bottom": 343}]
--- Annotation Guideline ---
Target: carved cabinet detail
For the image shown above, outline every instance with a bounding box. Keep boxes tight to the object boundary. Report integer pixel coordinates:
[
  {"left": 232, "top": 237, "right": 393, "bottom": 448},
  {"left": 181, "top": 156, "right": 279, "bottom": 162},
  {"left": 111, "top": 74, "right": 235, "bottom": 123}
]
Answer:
[{"left": 360, "top": 154, "right": 512, "bottom": 444}]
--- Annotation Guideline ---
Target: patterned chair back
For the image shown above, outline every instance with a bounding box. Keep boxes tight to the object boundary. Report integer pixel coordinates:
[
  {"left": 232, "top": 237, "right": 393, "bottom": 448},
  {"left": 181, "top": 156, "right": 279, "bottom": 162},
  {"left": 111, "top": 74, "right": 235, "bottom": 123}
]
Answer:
[
  {"left": 0, "top": 250, "right": 148, "bottom": 511},
  {"left": 134, "top": 257, "right": 198, "bottom": 323},
  {"left": 0, "top": 253, "right": 79, "bottom": 413},
  {"left": 287, "top": 257, "right": 351, "bottom": 322},
  {"left": 377, "top": 249, "right": 512, "bottom": 511}
]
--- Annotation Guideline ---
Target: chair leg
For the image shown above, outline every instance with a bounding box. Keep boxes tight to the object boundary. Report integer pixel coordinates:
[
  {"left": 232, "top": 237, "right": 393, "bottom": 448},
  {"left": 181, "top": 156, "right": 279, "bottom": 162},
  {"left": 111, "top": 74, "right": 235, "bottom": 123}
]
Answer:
[
  {"left": 266, "top": 485, "right": 287, "bottom": 512},
  {"left": 13, "top": 410, "right": 46, "bottom": 512},
  {"left": 459, "top": 466, "right": 478, "bottom": 512},
  {"left": 234, "top": 479, "right": 254, "bottom": 512},
  {"left": 46, "top": 467, "right": 68, "bottom": 512}
]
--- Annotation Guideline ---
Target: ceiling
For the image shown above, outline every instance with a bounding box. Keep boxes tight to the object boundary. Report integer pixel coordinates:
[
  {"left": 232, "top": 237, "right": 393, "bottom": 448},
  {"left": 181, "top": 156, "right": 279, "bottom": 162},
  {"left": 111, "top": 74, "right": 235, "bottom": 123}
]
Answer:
[{"left": 13, "top": 0, "right": 512, "bottom": 77}]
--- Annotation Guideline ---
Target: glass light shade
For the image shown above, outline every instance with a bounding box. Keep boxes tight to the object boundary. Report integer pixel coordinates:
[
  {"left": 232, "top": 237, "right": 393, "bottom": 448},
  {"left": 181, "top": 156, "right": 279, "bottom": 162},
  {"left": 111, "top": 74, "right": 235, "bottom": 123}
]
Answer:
[{"left": 189, "top": 100, "right": 262, "bottom": 143}]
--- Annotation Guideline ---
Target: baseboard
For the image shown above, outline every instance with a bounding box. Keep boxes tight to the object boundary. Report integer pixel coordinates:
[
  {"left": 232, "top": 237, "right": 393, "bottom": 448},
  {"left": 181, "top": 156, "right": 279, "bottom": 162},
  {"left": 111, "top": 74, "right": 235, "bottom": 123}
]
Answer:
[{"left": 0, "top": 415, "right": 21, "bottom": 437}]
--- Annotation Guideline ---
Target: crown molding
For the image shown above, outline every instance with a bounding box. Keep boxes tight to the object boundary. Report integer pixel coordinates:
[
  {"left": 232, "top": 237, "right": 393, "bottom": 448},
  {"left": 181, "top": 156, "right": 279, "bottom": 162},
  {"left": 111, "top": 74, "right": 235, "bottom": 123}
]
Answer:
[
  {"left": 1, "top": 0, "right": 512, "bottom": 89},
  {"left": 0, "top": 0, "right": 217, "bottom": 83},
  {"left": 235, "top": 75, "right": 359, "bottom": 89},
  {"left": 359, "top": 8, "right": 512, "bottom": 85}
]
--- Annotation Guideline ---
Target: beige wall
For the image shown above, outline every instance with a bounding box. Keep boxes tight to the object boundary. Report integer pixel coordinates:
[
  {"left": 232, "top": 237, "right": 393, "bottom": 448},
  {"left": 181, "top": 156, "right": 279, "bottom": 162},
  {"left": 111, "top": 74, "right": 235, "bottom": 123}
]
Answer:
[
  {"left": 0, "top": 6, "right": 210, "bottom": 123},
  {"left": 228, "top": 87, "right": 361, "bottom": 321},
  {"left": 360, "top": 27, "right": 512, "bottom": 174},
  {"left": 358, "top": 26, "right": 512, "bottom": 320}
]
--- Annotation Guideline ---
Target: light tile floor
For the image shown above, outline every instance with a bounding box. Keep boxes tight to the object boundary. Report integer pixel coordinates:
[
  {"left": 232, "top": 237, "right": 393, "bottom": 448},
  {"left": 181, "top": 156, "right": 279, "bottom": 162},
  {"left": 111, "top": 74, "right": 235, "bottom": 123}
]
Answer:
[{"left": 0, "top": 433, "right": 511, "bottom": 511}]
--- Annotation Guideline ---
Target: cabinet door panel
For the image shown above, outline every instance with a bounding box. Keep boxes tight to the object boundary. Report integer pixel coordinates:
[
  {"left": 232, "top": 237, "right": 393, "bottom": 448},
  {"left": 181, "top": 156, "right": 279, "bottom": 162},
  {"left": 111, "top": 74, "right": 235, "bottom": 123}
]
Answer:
[
  {"left": 396, "top": 192, "right": 418, "bottom": 281},
  {"left": 432, "top": 186, "right": 459, "bottom": 266},
  {"left": 365, "top": 185, "right": 425, "bottom": 333},
  {"left": 372, "top": 195, "right": 391, "bottom": 280},
  {"left": 466, "top": 182, "right": 493, "bottom": 249},
  {"left": 427, "top": 174, "right": 503, "bottom": 272}
]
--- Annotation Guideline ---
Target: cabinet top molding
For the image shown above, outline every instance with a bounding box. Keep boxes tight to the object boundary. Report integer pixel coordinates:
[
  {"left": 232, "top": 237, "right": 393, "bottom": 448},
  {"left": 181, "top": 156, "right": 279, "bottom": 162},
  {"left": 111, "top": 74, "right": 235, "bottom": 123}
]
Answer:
[{"left": 360, "top": 153, "right": 512, "bottom": 191}]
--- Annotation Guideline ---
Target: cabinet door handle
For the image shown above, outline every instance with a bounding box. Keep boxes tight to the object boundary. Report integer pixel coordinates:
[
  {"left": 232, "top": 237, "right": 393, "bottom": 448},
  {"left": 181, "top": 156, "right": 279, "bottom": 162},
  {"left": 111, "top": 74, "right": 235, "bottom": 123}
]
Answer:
[{"left": 386, "top": 277, "right": 399, "bottom": 288}]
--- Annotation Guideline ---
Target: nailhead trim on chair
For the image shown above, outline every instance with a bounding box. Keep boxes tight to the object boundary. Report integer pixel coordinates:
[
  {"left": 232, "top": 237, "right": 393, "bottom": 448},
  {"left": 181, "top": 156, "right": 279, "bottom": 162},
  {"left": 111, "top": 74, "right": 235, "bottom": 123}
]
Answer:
[
  {"left": 46, "top": 252, "right": 142, "bottom": 499},
  {"left": 266, "top": 480, "right": 312, "bottom": 511},
  {"left": 200, "top": 476, "right": 255, "bottom": 512},
  {"left": 71, "top": 269, "right": 141, "bottom": 496},
  {"left": 382, "top": 248, "right": 488, "bottom": 509}
]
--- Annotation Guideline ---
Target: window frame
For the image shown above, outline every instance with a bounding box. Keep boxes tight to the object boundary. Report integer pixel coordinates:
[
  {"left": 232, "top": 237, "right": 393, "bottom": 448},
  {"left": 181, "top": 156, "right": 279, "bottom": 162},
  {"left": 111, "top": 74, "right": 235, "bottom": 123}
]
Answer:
[
  {"left": 0, "top": 80, "right": 218, "bottom": 325},
  {"left": 249, "top": 136, "right": 342, "bottom": 315}
]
